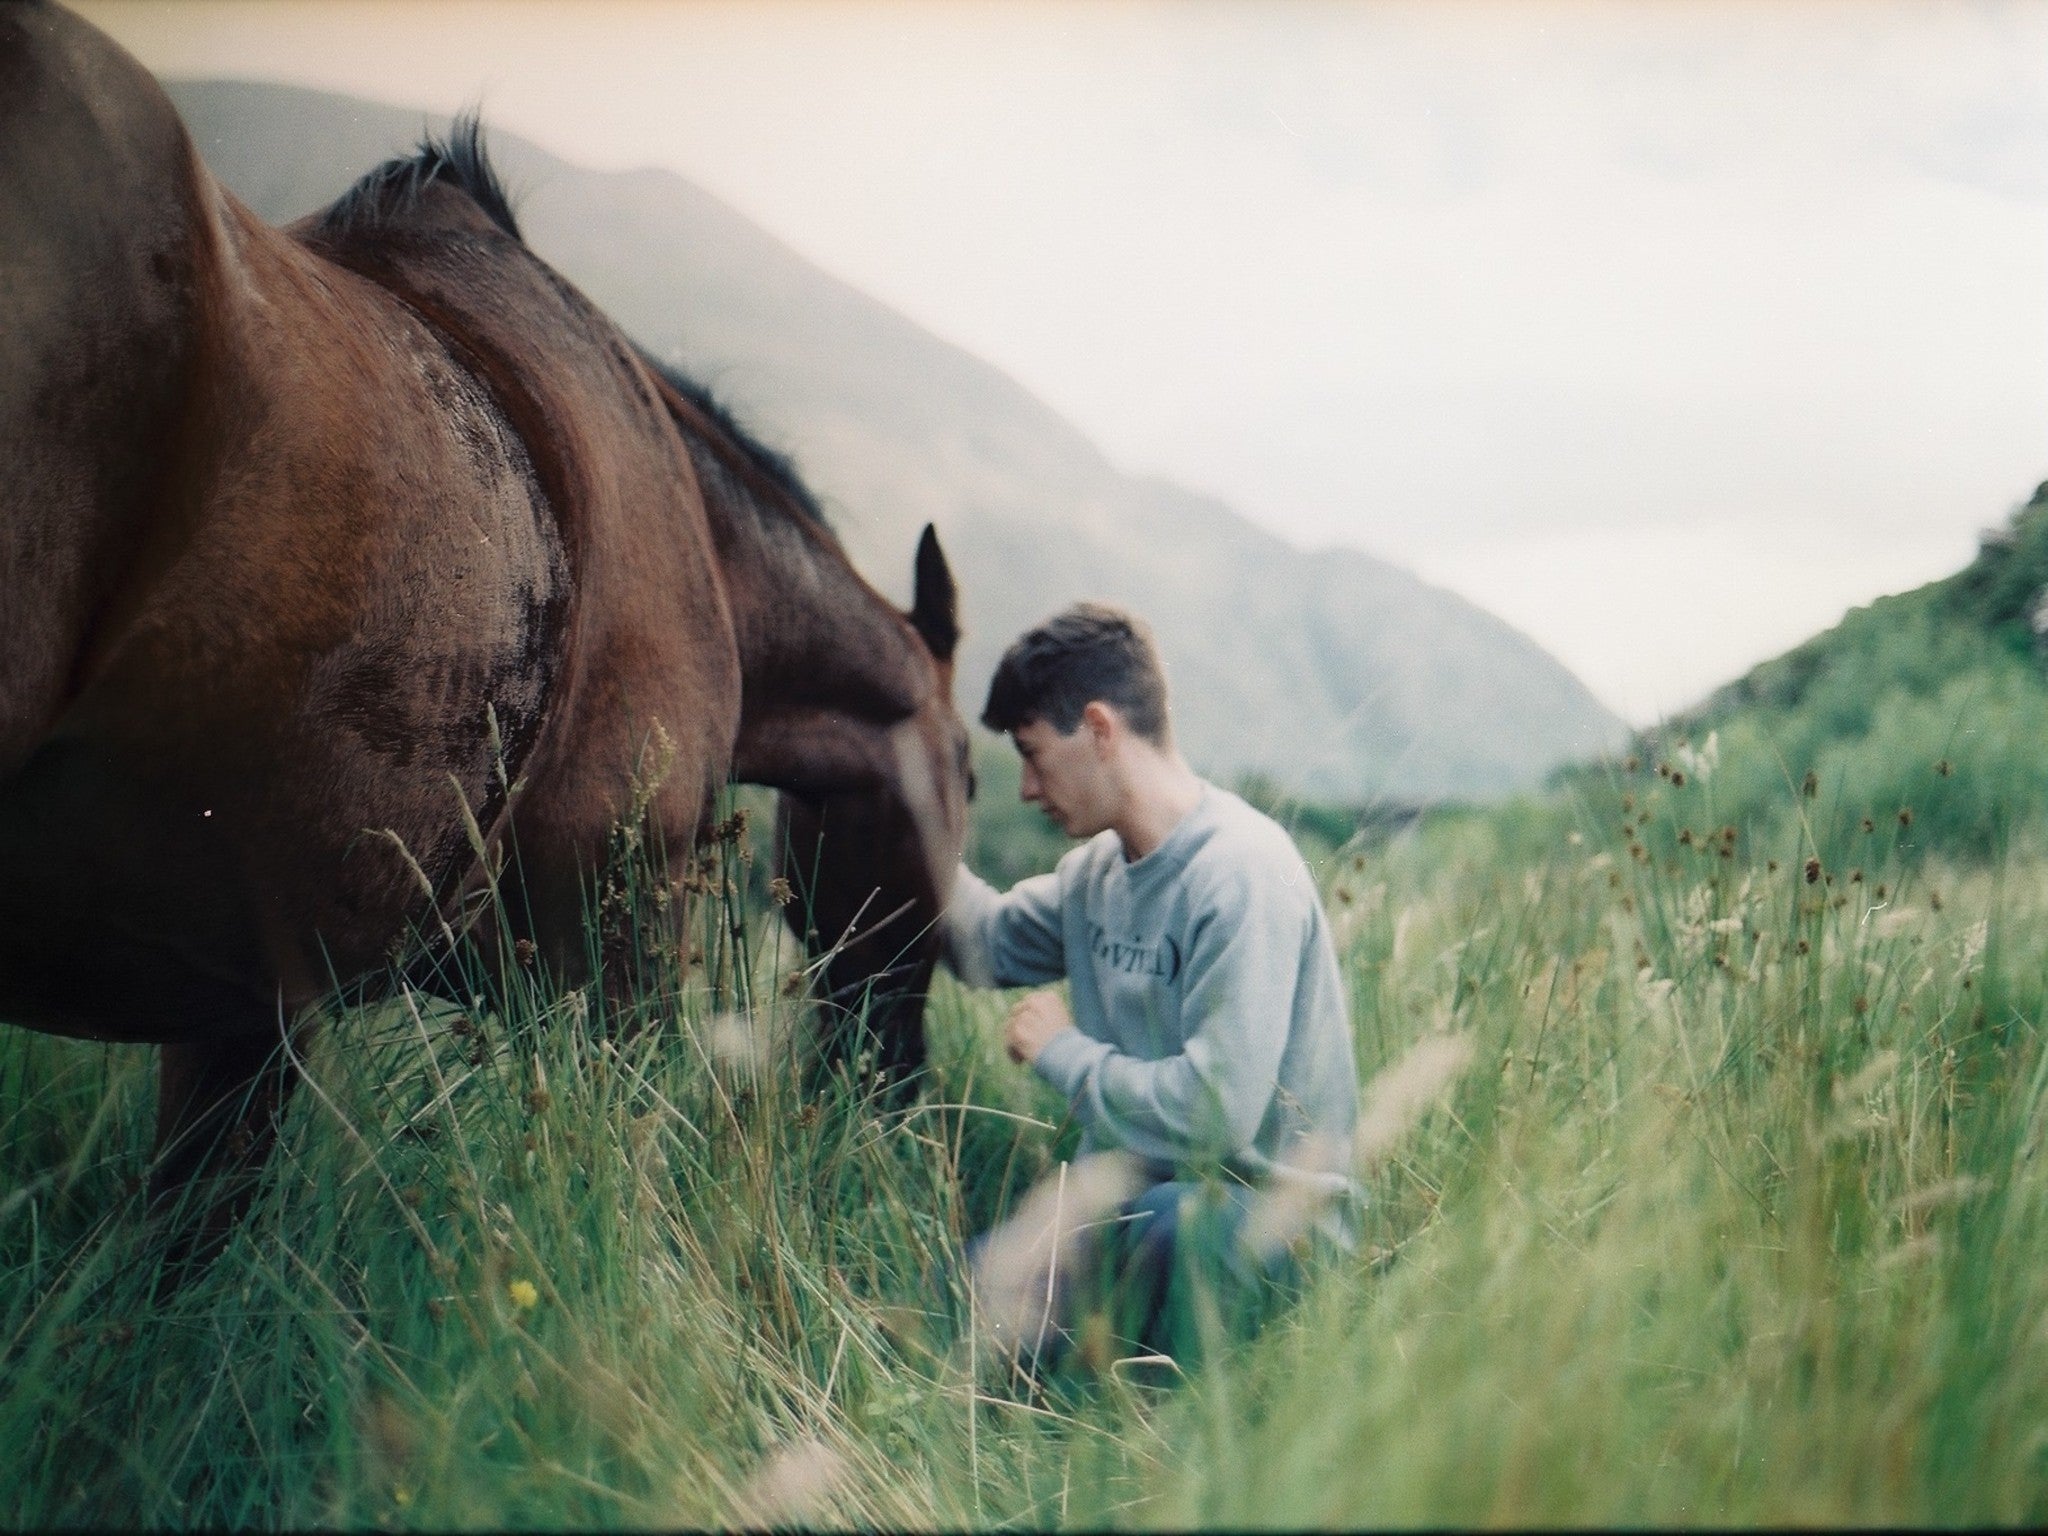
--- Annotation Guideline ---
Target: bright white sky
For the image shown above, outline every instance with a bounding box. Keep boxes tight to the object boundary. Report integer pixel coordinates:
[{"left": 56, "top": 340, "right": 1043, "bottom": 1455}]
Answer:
[{"left": 78, "top": 0, "right": 2048, "bottom": 723}]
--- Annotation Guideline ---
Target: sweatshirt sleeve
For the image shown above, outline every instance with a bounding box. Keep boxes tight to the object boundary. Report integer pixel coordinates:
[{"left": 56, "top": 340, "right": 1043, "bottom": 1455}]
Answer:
[
  {"left": 941, "top": 861, "right": 1068, "bottom": 989},
  {"left": 1032, "top": 859, "right": 1306, "bottom": 1164}
]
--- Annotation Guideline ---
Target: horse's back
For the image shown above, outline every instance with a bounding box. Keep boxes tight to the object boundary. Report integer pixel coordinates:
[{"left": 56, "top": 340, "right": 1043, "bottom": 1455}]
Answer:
[
  {"left": 298, "top": 177, "right": 745, "bottom": 964},
  {"left": 0, "top": 55, "right": 728, "bottom": 1039},
  {"left": 0, "top": 192, "right": 578, "bottom": 1039}
]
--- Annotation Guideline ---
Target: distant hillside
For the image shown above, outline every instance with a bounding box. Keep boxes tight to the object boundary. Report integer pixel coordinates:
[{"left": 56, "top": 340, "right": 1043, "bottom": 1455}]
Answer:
[
  {"left": 1675, "top": 480, "right": 2048, "bottom": 731},
  {"left": 1599, "top": 480, "right": 2048, "bottom": 862},
  {"left": 166, "top": 78, "right": 1627, "bottom": 802}
]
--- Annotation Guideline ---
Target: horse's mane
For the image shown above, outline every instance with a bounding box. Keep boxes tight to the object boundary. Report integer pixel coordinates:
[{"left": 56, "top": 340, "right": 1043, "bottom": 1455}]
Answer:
[
  {"left": 318, "top": 113, "right": 521, "bottom": 241},
  {"left": 644, "top": 356, "right": 832, "bottom": 537},
  {"left": 319, "top": 121, "right": 827, "bottom": 537}
]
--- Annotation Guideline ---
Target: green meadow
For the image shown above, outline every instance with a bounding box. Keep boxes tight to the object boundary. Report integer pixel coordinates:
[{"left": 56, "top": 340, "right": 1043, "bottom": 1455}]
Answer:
[{"left": 7, "top": 489, "right": 2048, "bottom": 1528}]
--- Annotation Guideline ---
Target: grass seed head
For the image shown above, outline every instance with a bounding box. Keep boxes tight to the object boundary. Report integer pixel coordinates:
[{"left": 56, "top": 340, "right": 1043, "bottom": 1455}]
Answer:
[
  {"left": 731, "top": 1438, "right": 849, "bottom": 1529},
  {"left": 1240, "top": 1133, "right": 1348, "bottom": 1262},
  {"left": 1833, "top": 1049, "right": 1899, "bottom": 1105},
  {"left": 704, "top": 1010, "right": 777, "bottom": 1072},
  {"left": 1355, "top": 1032, "right": 1477, "bottom": 1172},
  {"left": 969, "top": 1152, "right": 1147, "bottom": 1358}
]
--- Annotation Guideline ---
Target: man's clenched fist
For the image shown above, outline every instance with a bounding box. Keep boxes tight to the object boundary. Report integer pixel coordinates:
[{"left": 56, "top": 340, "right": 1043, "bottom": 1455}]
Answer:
[{"left": 1004, "top": 990, "right": 1075, "bottom": 1066}]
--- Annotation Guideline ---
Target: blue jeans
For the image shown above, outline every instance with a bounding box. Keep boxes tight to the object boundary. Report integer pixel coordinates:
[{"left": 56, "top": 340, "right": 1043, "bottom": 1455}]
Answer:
[
  {"left": 1087, "top": 1178, "right": 1306, "bottom": 1366},
  {"left": 968, "top": 1174, "right": 1310, "bottom": 1375}
]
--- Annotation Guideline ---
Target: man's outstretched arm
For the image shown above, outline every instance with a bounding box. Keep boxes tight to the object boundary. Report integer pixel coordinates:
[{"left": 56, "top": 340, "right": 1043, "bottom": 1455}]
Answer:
[{"left": 942, "top": 862, "right": 1068, "bottom": 989}]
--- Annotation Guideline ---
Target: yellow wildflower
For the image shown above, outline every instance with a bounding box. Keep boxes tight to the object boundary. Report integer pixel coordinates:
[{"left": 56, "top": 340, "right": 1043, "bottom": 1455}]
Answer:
[{"left": 507, "top": 1279, "right": 539, "bottom": 1311}]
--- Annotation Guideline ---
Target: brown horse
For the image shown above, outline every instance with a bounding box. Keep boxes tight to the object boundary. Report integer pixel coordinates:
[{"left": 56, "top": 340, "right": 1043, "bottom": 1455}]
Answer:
[{"left": 0, "top": 2, "right": 970, "bottom": 1224}]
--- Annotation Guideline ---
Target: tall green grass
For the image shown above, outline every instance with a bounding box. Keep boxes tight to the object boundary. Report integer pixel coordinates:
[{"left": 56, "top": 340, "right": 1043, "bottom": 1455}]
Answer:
[{"left": 4, "top": 750, "right": 2046, "bottom": 1527}]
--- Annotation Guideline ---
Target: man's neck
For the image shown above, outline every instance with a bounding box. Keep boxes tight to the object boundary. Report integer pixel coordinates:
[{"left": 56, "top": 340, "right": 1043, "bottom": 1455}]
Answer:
[{"left": 1113, "top": 748, "right": 1205, "bottom": 862}]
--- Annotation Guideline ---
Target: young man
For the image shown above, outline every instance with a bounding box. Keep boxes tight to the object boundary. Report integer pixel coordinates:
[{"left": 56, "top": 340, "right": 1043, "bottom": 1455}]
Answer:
[{"left": 945, "top": 602, "right": 1361, "bottom": 1368}]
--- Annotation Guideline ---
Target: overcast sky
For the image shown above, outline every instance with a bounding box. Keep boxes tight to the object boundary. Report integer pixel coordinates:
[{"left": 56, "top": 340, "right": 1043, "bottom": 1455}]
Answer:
[{"left": 78, "top": 0, "right": 2048, "bottom": 722}]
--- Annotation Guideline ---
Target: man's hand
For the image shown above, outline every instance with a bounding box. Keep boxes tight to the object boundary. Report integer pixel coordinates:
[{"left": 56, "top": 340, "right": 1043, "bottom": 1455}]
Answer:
[{"left": 1004, "top": 990, "right": 1075, "bottom": 1066}]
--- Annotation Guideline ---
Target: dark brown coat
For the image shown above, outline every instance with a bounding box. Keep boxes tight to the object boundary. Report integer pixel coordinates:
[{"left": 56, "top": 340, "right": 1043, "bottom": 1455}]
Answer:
[{"left": 0, "top": 1, "right": 969, "bottom": 1226}]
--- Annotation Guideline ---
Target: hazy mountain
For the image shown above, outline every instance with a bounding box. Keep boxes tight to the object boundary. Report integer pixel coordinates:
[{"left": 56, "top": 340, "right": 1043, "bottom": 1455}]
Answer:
[{"left": 166, "top": 78, "right": 1627, "bottom": 801}]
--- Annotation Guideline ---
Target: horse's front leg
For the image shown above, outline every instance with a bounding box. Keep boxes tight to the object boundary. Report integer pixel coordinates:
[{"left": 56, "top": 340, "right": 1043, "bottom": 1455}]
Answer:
[{"left": 149, "top": 1022, "right": 306, "bottom": 1279}]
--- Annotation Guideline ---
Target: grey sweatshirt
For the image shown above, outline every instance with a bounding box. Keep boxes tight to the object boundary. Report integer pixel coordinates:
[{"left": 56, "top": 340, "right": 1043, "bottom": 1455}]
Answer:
[{"left": 945, "top": 784, "right": 1362, "bottom": 1237}]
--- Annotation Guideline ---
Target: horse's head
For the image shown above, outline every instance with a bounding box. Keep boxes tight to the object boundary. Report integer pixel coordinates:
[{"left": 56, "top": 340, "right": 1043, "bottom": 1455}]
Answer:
[
  {"left": 651, "top": 360, "right": 970, "bottom": 1086},
  {"left": 774, "top": 525, "right": 970, "bottom": 1085}
]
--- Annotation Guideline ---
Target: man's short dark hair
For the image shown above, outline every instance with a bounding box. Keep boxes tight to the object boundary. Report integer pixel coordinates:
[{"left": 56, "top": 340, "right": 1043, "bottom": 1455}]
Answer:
[{"left": 981, "top": 602, "right": 1172, "bottom": 746}]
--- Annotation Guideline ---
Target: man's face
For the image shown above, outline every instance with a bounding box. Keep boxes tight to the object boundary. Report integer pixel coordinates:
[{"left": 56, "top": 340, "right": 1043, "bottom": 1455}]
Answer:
[{"left": 1011, "top": 715, "right": 1113, "bottom": 839}]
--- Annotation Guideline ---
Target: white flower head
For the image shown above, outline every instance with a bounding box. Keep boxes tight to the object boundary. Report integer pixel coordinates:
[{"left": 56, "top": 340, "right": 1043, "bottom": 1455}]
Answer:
[{"left": 1671, "top": 730, "right": 1719, "bottom": 784}]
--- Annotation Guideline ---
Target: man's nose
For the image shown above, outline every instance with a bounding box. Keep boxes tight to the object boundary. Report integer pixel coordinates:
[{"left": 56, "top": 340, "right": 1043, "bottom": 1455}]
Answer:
[{"left": 1019, "top": 765, "right": 1041, "bottom": 802}]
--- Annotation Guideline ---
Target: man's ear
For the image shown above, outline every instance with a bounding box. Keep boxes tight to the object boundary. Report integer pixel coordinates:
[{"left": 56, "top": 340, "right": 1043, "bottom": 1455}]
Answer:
[{"left": 1081, "top": 700, "right": 1118, "bottom": 753}]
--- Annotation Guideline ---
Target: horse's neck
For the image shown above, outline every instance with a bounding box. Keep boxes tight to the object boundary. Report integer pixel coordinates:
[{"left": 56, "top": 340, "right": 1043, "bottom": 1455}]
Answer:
[
  {"left": 0, "top": 7, "right": 220, "bottom": 771},
  {"left": 692, "top": 462, "right": 923, "bottom": 795}
]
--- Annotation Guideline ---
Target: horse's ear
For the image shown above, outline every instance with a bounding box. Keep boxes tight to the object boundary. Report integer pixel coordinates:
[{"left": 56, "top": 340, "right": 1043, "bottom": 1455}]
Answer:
[{"left": 909, "top": 524, "right": 959, "bottom": 662}]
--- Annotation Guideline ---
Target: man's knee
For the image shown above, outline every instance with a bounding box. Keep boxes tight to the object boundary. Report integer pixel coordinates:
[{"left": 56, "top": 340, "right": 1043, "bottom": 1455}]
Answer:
[{"left": 1118, "top": 1180, "right": 1190, "bottom": 1259}]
